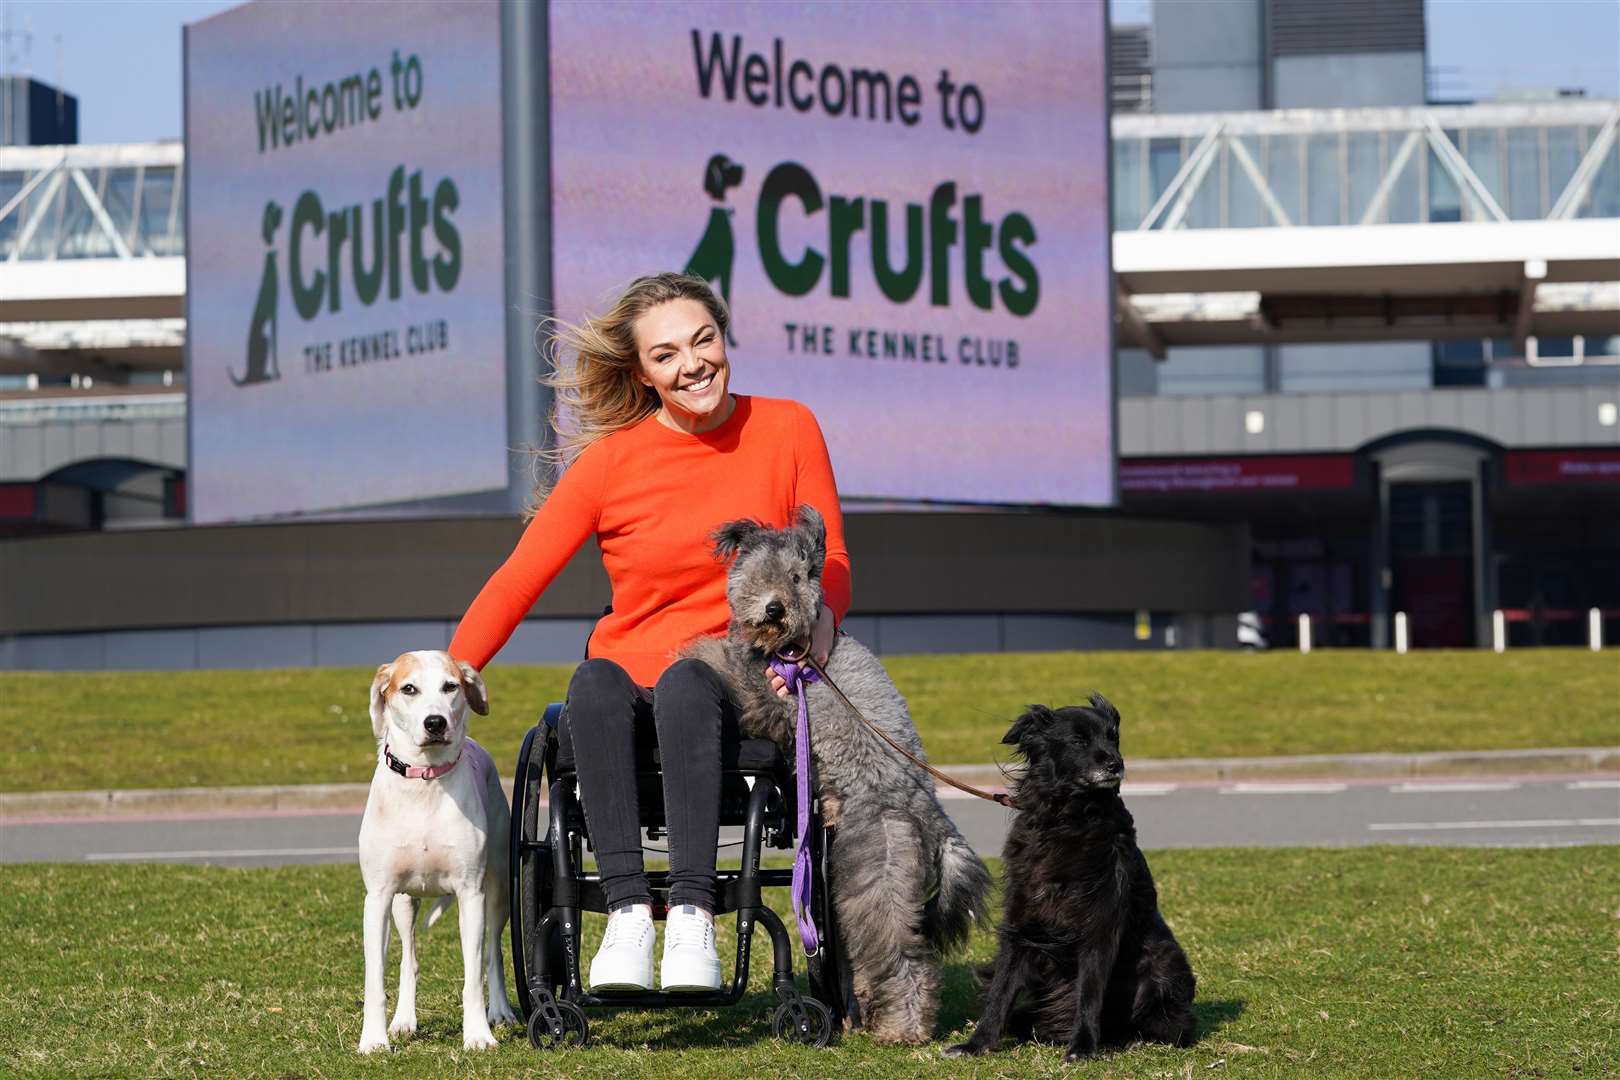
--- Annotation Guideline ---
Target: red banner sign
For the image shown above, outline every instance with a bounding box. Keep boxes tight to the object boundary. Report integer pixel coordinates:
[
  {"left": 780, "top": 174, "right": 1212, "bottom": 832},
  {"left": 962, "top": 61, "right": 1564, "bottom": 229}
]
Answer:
[
  {"left": 1120, "top": 456, "right": 1356, "bottom": 494},
  {"left": 1503, "top": 449, "right": 1620, "bottom": 486}
]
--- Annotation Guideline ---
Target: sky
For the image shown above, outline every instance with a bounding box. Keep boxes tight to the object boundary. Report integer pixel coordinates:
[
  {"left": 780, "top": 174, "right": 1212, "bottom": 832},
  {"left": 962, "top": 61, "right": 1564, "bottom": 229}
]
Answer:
[{"left": 0, "top": 0, "right": 1615, "bottom": 144}]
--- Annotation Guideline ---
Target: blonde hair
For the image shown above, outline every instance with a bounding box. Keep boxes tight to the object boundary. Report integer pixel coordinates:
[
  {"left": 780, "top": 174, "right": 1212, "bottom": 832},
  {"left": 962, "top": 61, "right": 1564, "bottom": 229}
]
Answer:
[{"left": 526, "top": 272, "right": 730, "bottom": 515}]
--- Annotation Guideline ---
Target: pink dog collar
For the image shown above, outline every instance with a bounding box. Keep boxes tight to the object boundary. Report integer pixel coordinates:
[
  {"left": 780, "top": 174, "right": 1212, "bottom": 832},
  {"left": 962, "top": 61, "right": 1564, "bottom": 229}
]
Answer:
[{"left": 383, "top": 744, "right": 461, "bottom": 780}]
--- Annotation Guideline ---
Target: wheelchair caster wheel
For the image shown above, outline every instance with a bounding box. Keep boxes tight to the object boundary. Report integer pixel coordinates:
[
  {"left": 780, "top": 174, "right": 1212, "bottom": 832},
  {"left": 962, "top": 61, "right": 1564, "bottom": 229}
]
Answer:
[
  {"left": 526, "top": 995, "right": 589, "bottom": 1049},
  {"left": 771, "top": 995, "right": 833, "bottom": 1047}
]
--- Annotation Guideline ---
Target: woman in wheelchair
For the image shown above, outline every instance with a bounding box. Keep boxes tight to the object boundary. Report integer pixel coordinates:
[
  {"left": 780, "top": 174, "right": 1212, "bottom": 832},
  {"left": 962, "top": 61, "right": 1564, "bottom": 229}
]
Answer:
[{"left": 448, "top": 272, "right": 850, "bottom": 994}]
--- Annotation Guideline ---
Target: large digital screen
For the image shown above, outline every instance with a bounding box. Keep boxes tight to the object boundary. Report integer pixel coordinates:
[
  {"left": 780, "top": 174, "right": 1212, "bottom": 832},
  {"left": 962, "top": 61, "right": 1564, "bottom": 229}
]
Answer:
[
  {"left": 550, "top": 1, "right": 1113, "bottom": 506},
  {"left": 185, "top": 0, "right": 507, "bottom": 524}
]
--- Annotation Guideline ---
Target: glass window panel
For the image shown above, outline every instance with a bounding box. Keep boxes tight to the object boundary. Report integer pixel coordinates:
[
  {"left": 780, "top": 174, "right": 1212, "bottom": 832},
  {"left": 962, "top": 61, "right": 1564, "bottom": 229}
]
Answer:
[
  {"left": 1265, "top": 134, "right": 1302, "bottom": 225},
  {"left": 0, "top": 172, "right": 22, "bottom": 257},
  {"left": 1507, "top": 128, "right": 1540, "bottom": 219},
  {"left": 1546, "top": 127, "right": 1580, "bottom": 209},
  {"left": 19, "top": 178, "right": 65, "bottom": 260},
  {"left": 1577, "top": 138, "right": 1619, "bottom": 219},
  {"left": 1228, "top": 136, "right": 1266, "bottom": 227},
  {"left": 55, "top": 176, "right": 107, "bottom": 259},
  {"left": 1586, "top": 335, "right": 1619, "bottom": 357},
  {"left": 1186, "top": 148, "right": 1221, "bottom": 229},
  {"left": 1307, "top": 134, "right": 1341, "bottom": 225},
  {"left": 1114, "top": 140, "right": 1144, "bottom": 230},
  {"left": 140, "top": 168, "right": 177, "bottom": 255},
  {"left": 101, "top": 167, "right": 140, "bottom": 246},
  {"left": 1533, "top": 336, "right": 1576, "bottom": 359},
  {"left": 1428, "top": 142, "right": 1462, "bottom": 223},
  {"left": 1148, "top": 138, "right": 1183, "bottom": 220},
  {"left": 1387, "top": 134, "right": 1421, "bottom": 224},
  {"left": 1347, "top": 132, "right": 1381, "bottom": 222},
  {"left": 1462, "top": 128, "right": 1505, "bottom": 211}
]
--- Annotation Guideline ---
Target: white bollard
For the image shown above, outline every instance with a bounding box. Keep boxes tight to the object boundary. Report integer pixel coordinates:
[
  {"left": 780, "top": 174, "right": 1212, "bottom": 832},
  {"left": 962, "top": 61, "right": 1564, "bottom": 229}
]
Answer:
[
  {"left": 1298, "top": 613, "right": 1312, "bottom": 654},
  {"left": 1593, "top": 608, "right": 1604, "bottom": 652},
  {"left": 1493, "top": 609, "right": 1506, "bottom": 653},
  {"left": 1394, "top": 612, "right": 1408, "bottom": 654}
]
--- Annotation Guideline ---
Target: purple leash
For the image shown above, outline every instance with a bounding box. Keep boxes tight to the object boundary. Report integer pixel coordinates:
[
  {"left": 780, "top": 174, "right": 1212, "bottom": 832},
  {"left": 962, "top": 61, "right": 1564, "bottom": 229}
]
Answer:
[{"left": 769, "top": 654, "right": 821, "bottom": 956}]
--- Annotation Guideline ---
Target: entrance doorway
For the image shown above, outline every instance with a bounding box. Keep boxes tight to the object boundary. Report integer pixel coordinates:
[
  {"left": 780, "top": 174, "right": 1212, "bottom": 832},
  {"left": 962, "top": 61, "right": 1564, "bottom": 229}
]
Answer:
[{"left": 1388, "top": 481, "right": 1476, "bottom": 647}]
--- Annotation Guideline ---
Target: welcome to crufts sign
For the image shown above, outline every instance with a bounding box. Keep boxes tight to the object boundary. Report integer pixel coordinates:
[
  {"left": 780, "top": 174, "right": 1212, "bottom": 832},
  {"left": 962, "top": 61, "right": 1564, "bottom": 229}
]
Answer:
[
  {"left": 551, "top": 2, "right": 1113, "bottom": 507},
  {"left": 185, "top": 0, "right": 505, "bottom": 524}
]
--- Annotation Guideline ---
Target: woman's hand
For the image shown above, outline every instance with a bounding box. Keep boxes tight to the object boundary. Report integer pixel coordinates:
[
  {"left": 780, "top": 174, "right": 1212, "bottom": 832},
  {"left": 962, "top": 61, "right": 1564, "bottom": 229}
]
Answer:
[{"left": 766, "top": 605, "right": 836, "bottom": 698}]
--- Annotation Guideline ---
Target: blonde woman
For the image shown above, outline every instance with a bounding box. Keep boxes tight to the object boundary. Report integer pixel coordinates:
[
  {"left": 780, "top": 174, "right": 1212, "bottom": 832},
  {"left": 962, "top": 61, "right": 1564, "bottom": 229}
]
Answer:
[{"left": 449, "top": 273, "right": 851, "bottom": 992}]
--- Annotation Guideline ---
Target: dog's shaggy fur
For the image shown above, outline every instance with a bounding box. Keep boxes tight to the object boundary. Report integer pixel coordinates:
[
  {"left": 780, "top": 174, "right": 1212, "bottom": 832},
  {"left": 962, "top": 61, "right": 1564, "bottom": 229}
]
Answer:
[
  {"left": 947, "top": 696, "right": 1197, "bottom": 1061},
  {"left": 681, "top": 505, "right": 992, "bottom": 1044}
]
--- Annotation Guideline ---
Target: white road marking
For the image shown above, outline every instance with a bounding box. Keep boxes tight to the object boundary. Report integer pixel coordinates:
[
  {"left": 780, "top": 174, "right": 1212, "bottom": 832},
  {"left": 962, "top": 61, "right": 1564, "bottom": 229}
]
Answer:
[
  {"left": 1368, "top": 818, "right": 1620, "bottom": 832},
  {"left": 86, "top": 846, "right": 359, "bottom": 861},
  {"left": 1222, "top": 782, "right": 1347, "bottom": 795},
  {"left": 1121, "top": 783, "right": 1178, "bottom": 796},
  {"left": 1390, "top": 782, "right": 1520, "bottom": 793},
  {"left": 1566, "top": 779, "right": 1620, "bottom": 790}
]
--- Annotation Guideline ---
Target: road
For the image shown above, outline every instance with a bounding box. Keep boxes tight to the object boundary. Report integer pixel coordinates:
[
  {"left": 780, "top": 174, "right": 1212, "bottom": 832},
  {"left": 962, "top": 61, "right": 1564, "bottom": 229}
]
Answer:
[{"left": 4, "top": 775, "right": 1615, "bottom": 866}]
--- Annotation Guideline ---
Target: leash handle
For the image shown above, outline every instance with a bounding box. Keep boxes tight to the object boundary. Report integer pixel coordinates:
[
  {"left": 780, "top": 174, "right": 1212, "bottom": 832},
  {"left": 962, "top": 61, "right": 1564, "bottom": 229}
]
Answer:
[{"left": 801, "top": 655, "right": 1016, "bottom": 811}]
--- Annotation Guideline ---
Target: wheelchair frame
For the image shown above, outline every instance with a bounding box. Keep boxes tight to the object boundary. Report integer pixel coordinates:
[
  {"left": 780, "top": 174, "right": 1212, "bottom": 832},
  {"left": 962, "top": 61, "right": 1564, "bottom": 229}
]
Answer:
[{"left": 510, "top": 703, "right": 848, "bottom": 1049}]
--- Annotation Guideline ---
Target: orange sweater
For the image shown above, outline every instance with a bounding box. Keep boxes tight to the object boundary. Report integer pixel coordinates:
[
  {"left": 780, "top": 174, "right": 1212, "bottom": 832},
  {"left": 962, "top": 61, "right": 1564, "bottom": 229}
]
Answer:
[{"left": 449, "top": 395, "right": 852, "bottom": 685}]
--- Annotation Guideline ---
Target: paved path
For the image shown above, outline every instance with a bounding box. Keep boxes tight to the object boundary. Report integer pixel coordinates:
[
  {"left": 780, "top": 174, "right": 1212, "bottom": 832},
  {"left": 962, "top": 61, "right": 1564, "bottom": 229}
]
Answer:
[{"left": 4, "top": 774, "right": 1615, "bottom": 866}]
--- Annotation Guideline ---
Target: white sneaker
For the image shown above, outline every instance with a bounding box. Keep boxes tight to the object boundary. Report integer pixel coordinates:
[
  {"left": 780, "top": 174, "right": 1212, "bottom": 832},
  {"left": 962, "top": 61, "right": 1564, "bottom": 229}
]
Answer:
[
  {"left": 589, "top": 904, "right": 654, "bottom": 991},
  {"left": 661, "top": 905, "right": 722, "bottom": 991}
]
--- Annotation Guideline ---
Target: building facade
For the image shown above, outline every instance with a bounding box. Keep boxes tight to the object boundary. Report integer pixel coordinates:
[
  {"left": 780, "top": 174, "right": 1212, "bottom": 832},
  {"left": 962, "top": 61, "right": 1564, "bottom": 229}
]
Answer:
[{"left": 1110, "top": 0, "right": 1619, "bottom": 649}]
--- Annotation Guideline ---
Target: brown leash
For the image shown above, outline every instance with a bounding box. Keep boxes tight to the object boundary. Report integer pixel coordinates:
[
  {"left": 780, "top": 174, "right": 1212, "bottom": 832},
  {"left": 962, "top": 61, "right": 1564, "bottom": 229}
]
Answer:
[{"left": 800, "top": 654, "right": 1017, "bottom": 810}]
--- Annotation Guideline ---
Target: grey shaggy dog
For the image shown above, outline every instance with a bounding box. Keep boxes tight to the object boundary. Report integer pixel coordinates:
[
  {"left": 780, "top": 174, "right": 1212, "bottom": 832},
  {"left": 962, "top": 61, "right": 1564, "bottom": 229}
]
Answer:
[{"left": 682, "top": 505, "right": 992, "bottom": 1044}]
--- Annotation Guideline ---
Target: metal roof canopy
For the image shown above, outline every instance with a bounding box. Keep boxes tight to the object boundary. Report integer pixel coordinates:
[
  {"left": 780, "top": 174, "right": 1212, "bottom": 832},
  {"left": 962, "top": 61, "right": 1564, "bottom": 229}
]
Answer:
[{"left": 1111, "top": 100, "right": 1620, "bottom": 356}]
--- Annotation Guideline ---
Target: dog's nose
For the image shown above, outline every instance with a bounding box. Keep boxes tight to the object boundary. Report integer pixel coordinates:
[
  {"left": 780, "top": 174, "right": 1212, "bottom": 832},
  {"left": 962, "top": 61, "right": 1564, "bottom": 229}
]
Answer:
[
  {"left": 424, "top": 715, "right": 448, "bottom": 736},
  {"left": 1105, "top": 758, "right": 1124, "bottom": 775},
  {"left": 765, "top": 599, "right": 786, "bottom": 622}
]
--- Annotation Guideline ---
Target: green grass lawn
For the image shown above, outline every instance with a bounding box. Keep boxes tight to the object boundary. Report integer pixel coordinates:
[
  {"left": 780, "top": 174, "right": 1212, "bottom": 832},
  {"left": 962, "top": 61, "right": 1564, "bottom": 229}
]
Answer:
[
  {"left": 3, "top": 649, "right": 1616, "bottom": 793},
  {"left": 2, "top": 847, "right": 1614, "bottom": 1078}
]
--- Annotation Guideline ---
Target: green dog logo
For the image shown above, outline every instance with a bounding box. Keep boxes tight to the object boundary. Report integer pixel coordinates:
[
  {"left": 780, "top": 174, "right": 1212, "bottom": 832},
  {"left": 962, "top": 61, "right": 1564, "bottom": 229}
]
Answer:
[
  {"left": 683, "top": 153, "right": 744, "bottom": 345},
  {"left": 234, "top": 201, "right": 283, "bottom": 386}
]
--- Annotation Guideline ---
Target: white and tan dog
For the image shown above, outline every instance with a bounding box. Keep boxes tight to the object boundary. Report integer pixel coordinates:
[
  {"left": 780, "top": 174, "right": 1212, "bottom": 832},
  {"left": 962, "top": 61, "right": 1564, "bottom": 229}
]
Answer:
[{"left": 358, "top": 650, "right": 517, "bottom": 1053}]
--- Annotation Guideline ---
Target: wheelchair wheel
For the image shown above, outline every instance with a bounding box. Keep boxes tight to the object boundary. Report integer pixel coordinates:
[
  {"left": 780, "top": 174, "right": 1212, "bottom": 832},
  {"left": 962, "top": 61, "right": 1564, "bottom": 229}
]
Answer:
[
  {"left": 511, "top": 723, "right": 560, "bottom": 1019},
  {"left": 772, "top": 995, "right": 833, "bottom": 1047},
  {"left": 526, "top": 991, "right": 589, "bottom": 1050}
]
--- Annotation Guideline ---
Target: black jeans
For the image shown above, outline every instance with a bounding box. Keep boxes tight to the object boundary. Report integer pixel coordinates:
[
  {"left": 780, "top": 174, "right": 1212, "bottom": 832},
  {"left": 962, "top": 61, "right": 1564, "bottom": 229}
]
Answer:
[{"left": 562, "top": 657, "right": 732, "bottom": 912}]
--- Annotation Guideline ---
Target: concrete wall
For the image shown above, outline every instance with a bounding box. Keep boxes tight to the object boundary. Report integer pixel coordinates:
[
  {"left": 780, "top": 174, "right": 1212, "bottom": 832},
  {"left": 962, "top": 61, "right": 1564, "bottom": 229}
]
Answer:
[
  {"left": 1, "top": 610, "right": 1234, "bottom": 672},
  {"left": 1151, "top": 0, "right": 1262, "bottom": 113},
  {"left": 1119, "top": 384, "right": 1620, "bottom": 456},
  {"left": 0, "top": 511, "right": 1252, "bottom": 669},
  {"left": 1272, "top": 51, "right": 1425, "bottom": 109}
]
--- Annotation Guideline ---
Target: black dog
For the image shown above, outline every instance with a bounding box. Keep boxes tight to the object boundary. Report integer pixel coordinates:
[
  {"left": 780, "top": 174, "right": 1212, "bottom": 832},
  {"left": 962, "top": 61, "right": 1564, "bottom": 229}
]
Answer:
[{"left": 947, "top": 695, "right": 1197, "bottom": 1061}]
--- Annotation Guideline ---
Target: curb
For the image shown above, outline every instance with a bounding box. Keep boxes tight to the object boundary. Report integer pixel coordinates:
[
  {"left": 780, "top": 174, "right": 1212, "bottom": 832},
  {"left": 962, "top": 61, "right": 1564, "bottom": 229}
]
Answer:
[{"left": 3, "top": 747, "right": 1615, "bottom": 821}]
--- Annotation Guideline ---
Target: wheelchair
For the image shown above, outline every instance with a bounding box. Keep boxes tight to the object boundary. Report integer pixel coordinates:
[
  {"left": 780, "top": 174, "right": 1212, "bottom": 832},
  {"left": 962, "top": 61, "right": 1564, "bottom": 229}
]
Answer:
[{"left": 510, "top": 701, "right": 848, "bottom": 1050}]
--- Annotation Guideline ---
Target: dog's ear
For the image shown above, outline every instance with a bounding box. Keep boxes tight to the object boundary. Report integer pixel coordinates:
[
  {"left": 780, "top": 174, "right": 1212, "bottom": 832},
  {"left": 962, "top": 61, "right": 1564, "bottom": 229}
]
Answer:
[
  {"left": 793, "top": 504, "right": 826, "bottom": 569},
  {"left": 457, "top": 660, "right": 489, "bottom": 716},
  {"left": 1003, "top": 704, "right": 1056, "bottom": 745},
  {"left": 369, "top": 662, "right": 394, "bottom": 741},
  {"left": 1088, "top": 691, "right": 1120, "bottom": 726},
  {"left": 711, "top": 518, "right": 764, "bottom": 561}
]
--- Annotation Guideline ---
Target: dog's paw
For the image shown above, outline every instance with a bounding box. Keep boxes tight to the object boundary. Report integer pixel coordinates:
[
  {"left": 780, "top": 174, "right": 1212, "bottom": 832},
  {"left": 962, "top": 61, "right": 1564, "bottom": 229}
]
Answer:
[
  {"left": 387, "top": 1011, "right": 417, "bottom": 1037},
  {"left": 943, "top": 1042, "right": 986, "bottom": 1058},
  {"left": 462, "top": 1026, "right": 499, "bottom": 1051},
  {"left": 357, "top": 1030, "right": 391, "bottom": 1054},
  {"left": 487, "top": 997, "right": 518, "bottom": 1027},
  {"left": 1062, "top": 1043, "right": 1099, "bottom": 1064}
]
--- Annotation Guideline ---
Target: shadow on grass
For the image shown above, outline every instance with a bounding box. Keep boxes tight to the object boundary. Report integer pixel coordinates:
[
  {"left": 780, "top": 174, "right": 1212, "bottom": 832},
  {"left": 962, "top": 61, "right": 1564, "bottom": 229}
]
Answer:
[
  {"left": 939, "top": 962, "right": 982, "bottom": 1035},
  {"left": 1194, "top": 998, "right": 1246, "bottom": 1041}
]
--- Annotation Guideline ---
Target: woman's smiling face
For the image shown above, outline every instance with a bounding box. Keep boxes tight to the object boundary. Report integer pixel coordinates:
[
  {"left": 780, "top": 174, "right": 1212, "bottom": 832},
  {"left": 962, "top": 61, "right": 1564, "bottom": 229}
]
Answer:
[{"left": 632, "top": 298, "right": 733, "bottom": 432}]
